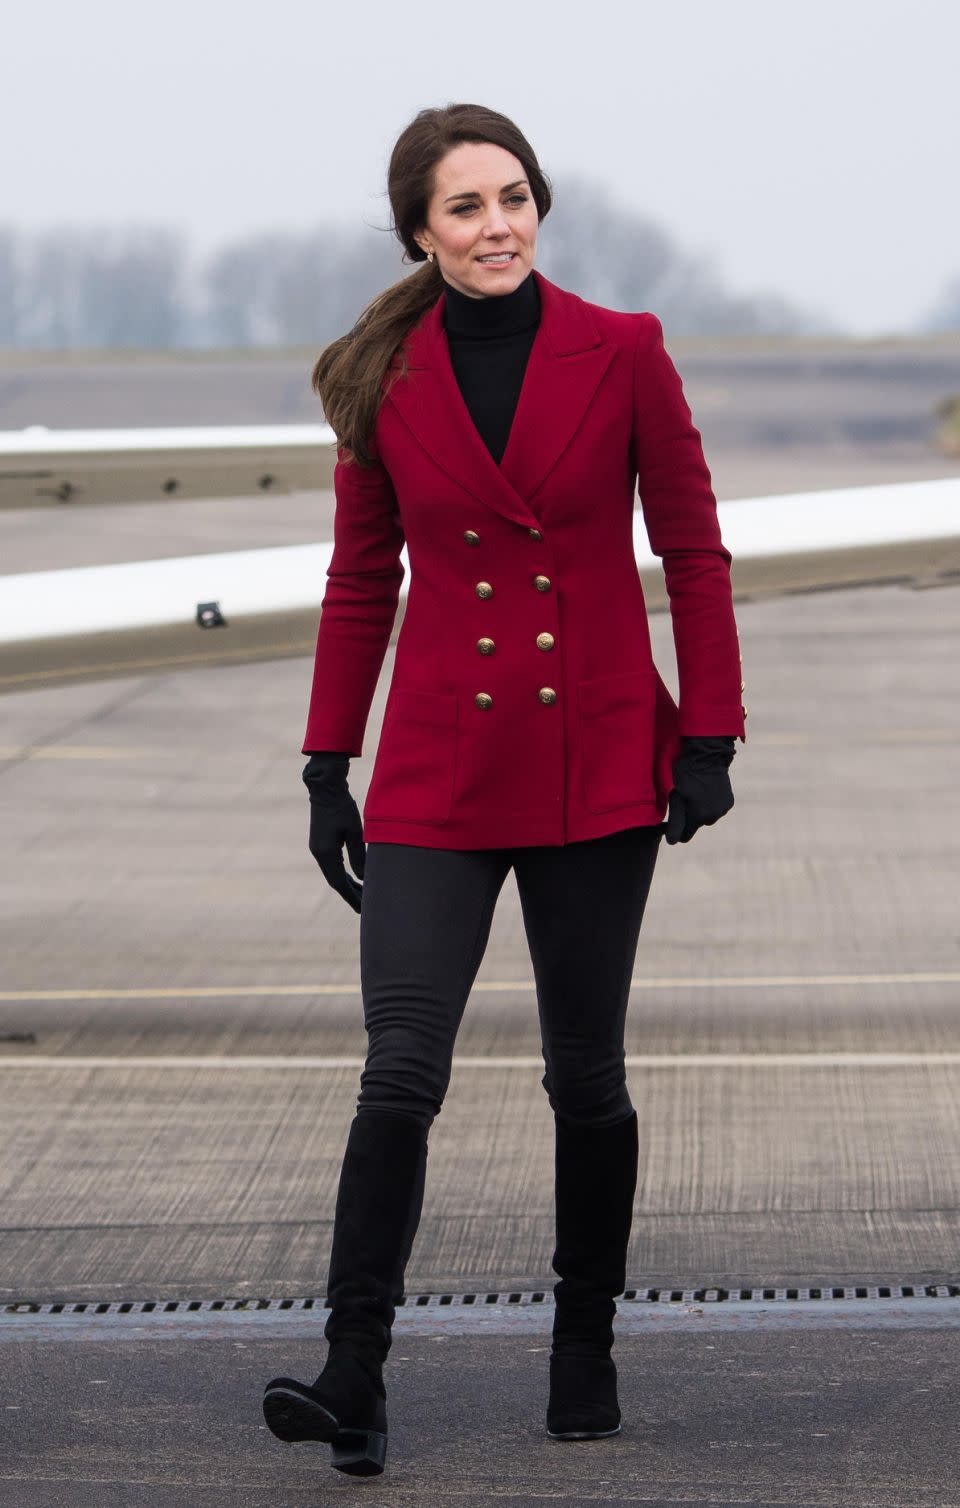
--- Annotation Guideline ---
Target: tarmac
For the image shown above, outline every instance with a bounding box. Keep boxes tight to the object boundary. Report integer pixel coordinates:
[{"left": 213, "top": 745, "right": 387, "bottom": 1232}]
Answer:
[
  {"left": 1, "top": 349, "right": 959, "bottom": 1502},
  {"left": 1, "top": 565, "right": 958, "bottom": 1502}
]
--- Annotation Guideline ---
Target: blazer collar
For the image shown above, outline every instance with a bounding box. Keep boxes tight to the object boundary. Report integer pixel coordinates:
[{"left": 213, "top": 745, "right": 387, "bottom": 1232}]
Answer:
[{"left": 382, "top": 267, "right": 616, "bottom": 530}]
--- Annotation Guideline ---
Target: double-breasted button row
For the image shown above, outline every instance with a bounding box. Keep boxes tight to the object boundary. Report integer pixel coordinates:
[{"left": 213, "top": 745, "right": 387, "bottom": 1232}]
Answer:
[
  {"left": 466, "top": 523, "right": 556, "bottom": 710},
  {"left": 474, "top": 688, "right": 556, "bottom": 708},
  {"left": 473, "top": 575, "right": 551, "bottom": 598},
  {"left": 464, "top": 526, "right": 542, "bottom": 544},
  {"left": 475, "top": 632, "right": 554, "bottom": 655}
]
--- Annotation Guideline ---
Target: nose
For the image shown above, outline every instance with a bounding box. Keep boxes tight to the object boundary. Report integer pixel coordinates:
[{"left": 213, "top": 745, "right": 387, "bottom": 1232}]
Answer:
[{"left": 481, "top": 206, "right": 511, "bottom": 238}]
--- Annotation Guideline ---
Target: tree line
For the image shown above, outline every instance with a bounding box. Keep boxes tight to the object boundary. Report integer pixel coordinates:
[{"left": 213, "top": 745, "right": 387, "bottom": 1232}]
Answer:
[{"left": 1, "top": 174, "right": 956, "bottom": 349}]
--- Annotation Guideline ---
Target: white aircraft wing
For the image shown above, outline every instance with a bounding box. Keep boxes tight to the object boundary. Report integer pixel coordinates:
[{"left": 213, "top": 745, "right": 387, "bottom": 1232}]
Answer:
[
  {"left": 0, "top": 427, "right": 957, "bottom": 694},
  {"left": 0, "top": 423, "right": 337, "bottom": 508}
]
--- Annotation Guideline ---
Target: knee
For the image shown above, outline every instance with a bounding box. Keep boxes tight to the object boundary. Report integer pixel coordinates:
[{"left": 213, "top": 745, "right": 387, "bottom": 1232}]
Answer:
[
  {"left": 541, "top": 1068, "right": 634, "bottom": 1128},
  {"left": 357, "top": 1026, "right": 452, "bottom": 1130},
  {"left": 356, "top": 1059, "right": 446, "bottom": 1131},
  {"left": 355, "top": 1084, "right": 438, "bottom": 1131},
  {"left": 355, "top": 1100, "right": 436, "bottom": 1133}
]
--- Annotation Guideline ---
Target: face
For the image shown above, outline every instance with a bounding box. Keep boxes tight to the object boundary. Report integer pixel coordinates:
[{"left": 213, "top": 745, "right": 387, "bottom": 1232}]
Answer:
[{"left": 414, "top": 140, "right": 539, "bottom": 299}]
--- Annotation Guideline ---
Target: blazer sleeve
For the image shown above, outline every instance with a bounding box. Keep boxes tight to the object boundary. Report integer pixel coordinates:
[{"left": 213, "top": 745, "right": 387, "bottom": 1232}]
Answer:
[
  {"left": 631, "top": 312, "right": 746, "bottom": 744},
  {"left": 301, "top": 440, "right": 406, "bottom": 756}
]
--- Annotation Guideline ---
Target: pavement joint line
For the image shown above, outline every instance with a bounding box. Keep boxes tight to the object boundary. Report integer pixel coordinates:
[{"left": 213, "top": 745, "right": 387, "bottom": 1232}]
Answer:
[
  {"left": 1, "top": 971, "right": 957, "bottom": 1001},
  {"left": 0, "top": 745, "right": 159, "bottom": 759},
  {"left": 5, "top": 1052, "right": 960, "bottom": 1068}
]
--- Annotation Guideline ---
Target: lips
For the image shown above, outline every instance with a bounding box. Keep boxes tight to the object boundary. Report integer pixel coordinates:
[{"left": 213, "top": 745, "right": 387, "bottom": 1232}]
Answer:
[{"left": 476, "top": 252, "right": 517, "bottom": 262}]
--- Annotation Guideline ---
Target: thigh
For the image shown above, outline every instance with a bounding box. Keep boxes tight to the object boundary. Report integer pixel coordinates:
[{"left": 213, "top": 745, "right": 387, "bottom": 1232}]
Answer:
[
  {"left": 512, "top": 826, "right": 662, "bottom": 1107},
  {"left": 357, "top": 842, "right": 512, "bottom": 1115}
]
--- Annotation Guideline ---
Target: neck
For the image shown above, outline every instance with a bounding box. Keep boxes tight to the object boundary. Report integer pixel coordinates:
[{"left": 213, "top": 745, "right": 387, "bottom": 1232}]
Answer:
[{"left": 442, "top": 267, "right": 540, "bottom": 338}]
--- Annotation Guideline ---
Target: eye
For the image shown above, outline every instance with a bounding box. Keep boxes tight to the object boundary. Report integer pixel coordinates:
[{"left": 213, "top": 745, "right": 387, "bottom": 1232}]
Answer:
[{"left": 452, "top": 194, "right": 529, "bottom": 215}]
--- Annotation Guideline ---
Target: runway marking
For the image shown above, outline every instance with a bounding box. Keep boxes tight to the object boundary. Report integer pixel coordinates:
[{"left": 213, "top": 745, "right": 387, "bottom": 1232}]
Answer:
[
  {"left": 1, "top": 971, "right": 957, "bottom": 1003},
  {"left": 0, "top": 745, "right": 156, "bottom": 760},
  {"left": 0, "top": 730, "right": 955, "bottom": 751},
  {"left": 757, "top": 728, "right": 956, "bottom": 743},
  {"left": 0, "top": 639, "right": 316, "bottom": 688},
  {"left": 3, "top": 1052, "right": 960, "bottom": 1069}
]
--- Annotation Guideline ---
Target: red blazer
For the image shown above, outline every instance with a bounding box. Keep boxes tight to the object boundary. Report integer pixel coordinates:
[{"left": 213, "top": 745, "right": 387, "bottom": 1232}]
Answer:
[{"left": 302, "top": 267, "right": 746, "bottom": 850}]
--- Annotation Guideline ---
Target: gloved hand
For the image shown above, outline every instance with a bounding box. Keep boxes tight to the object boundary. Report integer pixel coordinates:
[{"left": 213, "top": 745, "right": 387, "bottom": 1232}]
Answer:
[
  {"left": 663, "top": 735, "right": 736, "bottom": 845},
  {"left": 302, "top": 751, "right": 365, "bottom": 912}
]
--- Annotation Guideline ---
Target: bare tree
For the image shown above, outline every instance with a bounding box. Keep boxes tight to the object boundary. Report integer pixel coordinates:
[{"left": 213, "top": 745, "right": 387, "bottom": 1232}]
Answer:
[
  {"left": 17, "top": 225, "right": 187, "bottom": 348},
  {"left": 0, "top": 226, "right": 24, "bottom": 347},
  {"left": 917, "top": 272, "right": 960, "bottom": 333},
  {"left": 203, "top": 232, "right": 297, "bottom": 346},
  {"left": 267, "top": 223, "right": 404, "bottom": 346},
  {"left": 537, "top": 173, "right": 834, "bottom": 334}
]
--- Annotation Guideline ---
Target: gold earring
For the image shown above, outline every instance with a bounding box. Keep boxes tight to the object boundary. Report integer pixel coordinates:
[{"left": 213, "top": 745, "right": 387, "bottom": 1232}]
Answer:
[{"left": 427, "top": 249, "right": 434, "bottom": 263}]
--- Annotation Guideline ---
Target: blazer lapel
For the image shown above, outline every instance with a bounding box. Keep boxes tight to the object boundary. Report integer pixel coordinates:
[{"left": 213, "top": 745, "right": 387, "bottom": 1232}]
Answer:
[{"left": 383, "top": 268, "right": 616, "bottom": 530}]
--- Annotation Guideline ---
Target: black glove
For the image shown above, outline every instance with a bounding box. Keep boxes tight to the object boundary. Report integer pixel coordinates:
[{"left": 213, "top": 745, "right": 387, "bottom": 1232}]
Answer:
[
  {"left": 663, "top": 735, "right": 736, "bottom": 845},
  {"left": 302, "top": 751, "right": 365, "bottom": 913}
]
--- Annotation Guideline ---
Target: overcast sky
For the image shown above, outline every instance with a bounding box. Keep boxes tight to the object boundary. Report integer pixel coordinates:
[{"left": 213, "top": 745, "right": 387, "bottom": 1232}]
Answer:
[{"left": 4, "top": 0, "right": 957, "bottom": 336}]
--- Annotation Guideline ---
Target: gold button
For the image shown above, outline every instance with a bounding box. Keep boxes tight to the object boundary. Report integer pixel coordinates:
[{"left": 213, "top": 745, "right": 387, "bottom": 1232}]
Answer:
[
  {"left": 477, "top": 637, "right": 495, "bottom": 655},
  {"left": 741, "top": 680, "right": 746, "bottom": 692},
  {"left": 475, "top": 581, "right": 493, "bottom": 599},
  {"left": 475, "top": 692, "right": 493, "bottom": 710},
  {"left": 528, "top": 527, "right": 542, "bottom": 539},
  {"left": 536, "top": 632, "right": 555, "bottom": 651},
  {"left": 742, "top": 705, "right": 748, "bottom": 719},
  {"left": 538, "top": 687, "right": 557, "bottom": 704},
  {"left": 533, "top": 574, "right": 551, "bottom": 592},
  {"left": 464, "top": 529, "right": 481, "bottom": 546}
]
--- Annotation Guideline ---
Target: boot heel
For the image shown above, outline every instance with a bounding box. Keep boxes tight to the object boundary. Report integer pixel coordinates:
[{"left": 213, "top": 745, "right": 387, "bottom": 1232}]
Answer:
[{"left": 331, "top": 1428, "right": 388, "bottom": 1476}]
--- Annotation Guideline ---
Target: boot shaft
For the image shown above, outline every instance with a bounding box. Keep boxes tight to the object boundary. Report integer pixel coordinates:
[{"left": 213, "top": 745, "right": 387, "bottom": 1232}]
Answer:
[
  {"left": 324, "top": 1108, "right": 429, "bottom": 1353},
  {"left": 551, "top": 1109, "right": 639, "bottom": 1348}
]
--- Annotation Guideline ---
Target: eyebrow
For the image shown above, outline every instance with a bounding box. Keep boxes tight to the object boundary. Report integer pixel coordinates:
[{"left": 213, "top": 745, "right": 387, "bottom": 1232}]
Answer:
[{"left": 443, "top": 178, "right": 529, "bottom": 204}]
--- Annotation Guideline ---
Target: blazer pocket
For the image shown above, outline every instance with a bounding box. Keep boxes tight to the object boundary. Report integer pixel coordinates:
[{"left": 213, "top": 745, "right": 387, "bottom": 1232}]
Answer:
[
  {"left": 364, "top": 688, "right": 458, "bottom": 826},
  {"left": 577, "top": 670, "right": 658, "bottom": 813}
]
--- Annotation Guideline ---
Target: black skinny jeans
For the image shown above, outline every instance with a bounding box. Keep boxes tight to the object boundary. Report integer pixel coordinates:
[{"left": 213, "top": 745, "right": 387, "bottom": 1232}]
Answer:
[{"left": 355, "top": 824, "right": 663, "bottom": 1132}]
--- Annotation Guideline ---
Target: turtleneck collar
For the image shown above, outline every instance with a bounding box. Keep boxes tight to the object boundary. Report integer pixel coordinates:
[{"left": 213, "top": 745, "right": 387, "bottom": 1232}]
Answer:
[{"left": 442, "top": 267, "right": 541, "bottom": 338}]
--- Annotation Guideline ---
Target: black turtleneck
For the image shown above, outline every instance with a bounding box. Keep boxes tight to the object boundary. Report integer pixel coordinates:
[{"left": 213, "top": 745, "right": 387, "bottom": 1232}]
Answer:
[{"left": 442, "top": 268, "right": 541, "bottom": 465}]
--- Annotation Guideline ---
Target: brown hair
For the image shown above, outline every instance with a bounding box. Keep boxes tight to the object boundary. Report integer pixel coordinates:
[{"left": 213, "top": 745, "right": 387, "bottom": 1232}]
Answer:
[{"left": 311, "top": 103, "right": 553, "bottom": 468}]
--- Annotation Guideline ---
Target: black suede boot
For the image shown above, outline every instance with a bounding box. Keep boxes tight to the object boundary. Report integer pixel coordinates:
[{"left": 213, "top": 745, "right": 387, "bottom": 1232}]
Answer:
[
  {"left": 263, "top": 1107, "right": 429, "bottom": 1476},
  {"left": 546, "top": 1108, "right": 639, "bottom": 1441}
]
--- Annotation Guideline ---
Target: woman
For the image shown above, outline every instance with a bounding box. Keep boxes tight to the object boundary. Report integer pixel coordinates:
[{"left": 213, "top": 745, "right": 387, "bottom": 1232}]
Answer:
[{"left": 263, "top": 102, "right": 746, "bottom": 1477}]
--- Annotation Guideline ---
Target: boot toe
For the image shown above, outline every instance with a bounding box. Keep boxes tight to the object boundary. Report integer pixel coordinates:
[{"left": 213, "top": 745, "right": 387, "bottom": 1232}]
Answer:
[{"left": 262, "top": 1378, "right": 340, "bottom": 1443}]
